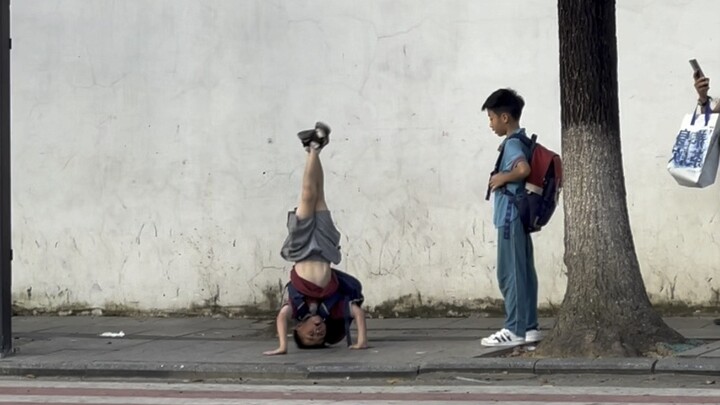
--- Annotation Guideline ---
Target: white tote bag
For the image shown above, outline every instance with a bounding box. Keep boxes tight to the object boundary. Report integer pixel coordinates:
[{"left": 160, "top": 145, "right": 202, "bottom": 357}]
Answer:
[{"left": 667, "top": 105, "right": 720, "bottom": 188}]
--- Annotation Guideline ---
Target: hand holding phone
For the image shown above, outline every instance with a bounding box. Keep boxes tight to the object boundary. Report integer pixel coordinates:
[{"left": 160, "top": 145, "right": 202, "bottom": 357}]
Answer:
[{"left": 691, "top": 59, "right": 710, "bottom": 104}]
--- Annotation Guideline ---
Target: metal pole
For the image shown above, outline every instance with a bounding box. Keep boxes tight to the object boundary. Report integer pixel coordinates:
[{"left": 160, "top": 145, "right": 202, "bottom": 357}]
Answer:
[{"left": 0, "top": 0, "right": 12, "bottom": 357}]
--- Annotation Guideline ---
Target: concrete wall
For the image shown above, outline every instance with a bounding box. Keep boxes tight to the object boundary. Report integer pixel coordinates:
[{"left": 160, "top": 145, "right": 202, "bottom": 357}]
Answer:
[{"left": 9, "top": 0, "right": 720, "bottom": 313}]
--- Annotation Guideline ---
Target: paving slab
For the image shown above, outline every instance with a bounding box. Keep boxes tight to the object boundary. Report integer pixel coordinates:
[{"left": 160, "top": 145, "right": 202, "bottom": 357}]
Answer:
[
  {"left": 13, "top": 349, "right": 109, "bottom": 363},
  {"left": 90, "top": 340, "right": 211, "bottom": 362},
  {"left": 663, "top": 317, "right": 717, "bottom": 329},
  {"left": 655, "top": 358, "right": 720, "bottom": 375},
  {"left": 16, "top": 336, "right": 150, "bottom": 356},
  {"left": 673, "top": 328, "right": 720, "bottom": 340},
  {"left": 677, "top": 341, "right": 720, "bottom": 358},
  {"left": 181, "top": 328, "right": 256, "bottom": 340}
]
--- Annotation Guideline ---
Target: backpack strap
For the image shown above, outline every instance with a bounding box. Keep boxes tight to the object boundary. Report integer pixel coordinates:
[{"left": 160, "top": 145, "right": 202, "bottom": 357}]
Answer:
[
  {"left": 513, "top": 132, "right": 535, "bottom": 161},
  {"left": 486, "top": 131, "right": 535, "bottom": 201},
  {"left": 287, "top": 282, "right": 312, "bottom": 321},
  {"left": 317, "top": 290, "right": 343, "bottom": 320},
  {"left": 485, "top": 145, "right": 506, "bottom": 201}
]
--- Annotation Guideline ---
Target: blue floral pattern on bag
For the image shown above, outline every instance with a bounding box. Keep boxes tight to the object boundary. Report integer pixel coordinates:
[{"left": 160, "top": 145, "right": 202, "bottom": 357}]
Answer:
[{"left": 670, "top": 128, "right": 709, "bottom": 169}]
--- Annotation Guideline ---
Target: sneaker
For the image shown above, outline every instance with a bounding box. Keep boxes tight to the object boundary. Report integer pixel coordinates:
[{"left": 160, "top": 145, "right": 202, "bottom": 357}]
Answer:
[
  {"left": 525, "top": 329, "right": 543, "bottom": 343},
  {"left": 297, "top": 129, "right": 316, "bottom": 149},
  {"left": 297, "top": 122, "right": 331, "bottom": 150},
  {"left": 313, "top": 121, "right": 331, "bottom": 149},
  {"left": 480, "top": 328, "right": 525, "bottom": 347}
]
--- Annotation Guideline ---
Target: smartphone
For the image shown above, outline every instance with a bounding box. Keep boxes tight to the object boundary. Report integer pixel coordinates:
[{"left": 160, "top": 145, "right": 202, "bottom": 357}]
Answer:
[{"left": 690, "top": 59, "right": 704, "bottom": 78}]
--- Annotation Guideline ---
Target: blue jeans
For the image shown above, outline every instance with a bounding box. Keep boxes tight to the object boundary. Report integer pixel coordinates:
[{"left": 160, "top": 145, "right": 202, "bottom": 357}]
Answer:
[{"left": 497, "top": 217, "right": 538, "bottom": 337}]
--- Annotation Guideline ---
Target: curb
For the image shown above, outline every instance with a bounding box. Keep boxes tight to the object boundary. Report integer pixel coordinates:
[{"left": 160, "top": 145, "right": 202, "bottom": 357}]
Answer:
[
  {"left": 534, "top": 358, "right": 657, "bottom": 375},
  {"left": 0, "top": 361, "right": 309, "bottom": 380},
  {"left": 0, "top": 358, "right": 718, "bottom": 380},
  {"left": 306, "top": 363, "right": 420, "bottom": 379},
  {"left": 420, "top": 358, "right": 537, "bottom": 374}
]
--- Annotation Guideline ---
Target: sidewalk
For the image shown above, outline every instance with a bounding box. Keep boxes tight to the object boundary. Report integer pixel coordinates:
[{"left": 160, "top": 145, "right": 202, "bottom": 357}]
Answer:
[{"left": 2, "top": 316, "right": 719, "bottom": 379}]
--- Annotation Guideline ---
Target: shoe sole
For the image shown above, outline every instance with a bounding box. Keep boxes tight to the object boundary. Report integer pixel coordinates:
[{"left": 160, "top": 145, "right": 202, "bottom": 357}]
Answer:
[{"left": 480, "top": 340, "right": 525, "bottom": 347}]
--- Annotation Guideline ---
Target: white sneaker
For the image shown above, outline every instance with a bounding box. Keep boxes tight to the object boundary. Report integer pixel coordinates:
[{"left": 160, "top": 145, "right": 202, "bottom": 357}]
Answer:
[
  {"left": 525, "top": 329, "right": 543, "bottom": 343},
  {"left": 481, "top": 328, "right": 525, "bottom": 347}
]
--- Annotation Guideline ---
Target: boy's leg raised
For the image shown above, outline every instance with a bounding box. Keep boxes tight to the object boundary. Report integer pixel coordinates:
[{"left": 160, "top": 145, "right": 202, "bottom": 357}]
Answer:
[
  {"left": 314, "top": 149, "right": 328, "bottom": 213},
  {"left": 296, "top": 148, "right": 322, "bottom": 220}
]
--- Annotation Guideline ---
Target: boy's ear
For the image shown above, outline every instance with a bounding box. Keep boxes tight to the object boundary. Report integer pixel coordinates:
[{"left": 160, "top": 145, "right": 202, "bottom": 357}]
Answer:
[{"left": 500, "top": 112, "right": 511, "bottom": 124}]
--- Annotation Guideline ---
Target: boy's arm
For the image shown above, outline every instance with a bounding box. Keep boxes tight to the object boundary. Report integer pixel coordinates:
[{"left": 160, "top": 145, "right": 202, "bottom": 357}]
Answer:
[
  {"left": 263, "top": 304, "right": 292, "bottom": 355},
  {"left": 489, "top": 160, "right": 531, "bottom": 191},
  {"left": 348, "top": 303, "right": 368, "bottom": 350}
]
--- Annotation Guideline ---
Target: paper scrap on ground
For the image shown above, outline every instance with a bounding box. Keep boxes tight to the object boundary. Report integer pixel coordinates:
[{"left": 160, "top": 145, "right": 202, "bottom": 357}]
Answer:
[{"left": 99, "top": 331, "right": 125, "bottom": 338}]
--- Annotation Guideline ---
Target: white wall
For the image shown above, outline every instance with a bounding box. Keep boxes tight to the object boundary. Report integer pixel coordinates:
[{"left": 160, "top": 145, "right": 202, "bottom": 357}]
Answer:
[{"left": 9, "top": 0, "right": 720, "bottom": 313}]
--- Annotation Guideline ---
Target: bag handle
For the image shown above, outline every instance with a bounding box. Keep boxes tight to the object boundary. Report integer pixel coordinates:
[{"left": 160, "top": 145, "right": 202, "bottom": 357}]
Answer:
[{"left": 690, "top": 101, "right": 712, "bottom": 126}]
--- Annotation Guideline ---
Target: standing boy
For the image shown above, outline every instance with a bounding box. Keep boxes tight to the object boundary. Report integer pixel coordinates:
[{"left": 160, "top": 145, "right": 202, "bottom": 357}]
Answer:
[{"left": 481, "top": 89, "right": 542, "bottom": 347}]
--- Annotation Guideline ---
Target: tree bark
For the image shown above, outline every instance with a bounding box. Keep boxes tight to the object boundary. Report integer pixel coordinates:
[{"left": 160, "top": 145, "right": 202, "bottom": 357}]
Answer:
[{"left": 537, "top": 0, "right": 685, "bottom": 357}]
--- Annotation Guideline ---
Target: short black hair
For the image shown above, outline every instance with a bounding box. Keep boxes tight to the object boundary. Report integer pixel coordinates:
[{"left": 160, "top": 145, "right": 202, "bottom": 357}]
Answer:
[
  {"left": 323, "top": 319, "right": 347, "bottom": 346},
  {"left": 292, "top": 329, "right": 326, "bottom": 349},
  {"left": 481, "top": 88, "right": 525, "bottom": 120}
]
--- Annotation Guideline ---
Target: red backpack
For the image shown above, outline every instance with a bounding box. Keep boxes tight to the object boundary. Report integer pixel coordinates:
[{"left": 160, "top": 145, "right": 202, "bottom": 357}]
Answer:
[{"left": 486, "top": 133, "right": 563, "bottom": 233}]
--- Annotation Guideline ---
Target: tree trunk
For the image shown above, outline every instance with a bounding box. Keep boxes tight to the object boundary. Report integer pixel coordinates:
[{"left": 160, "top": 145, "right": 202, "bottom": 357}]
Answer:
[{"left": 537, "top": 0, "right": 685, "bottom": 357}]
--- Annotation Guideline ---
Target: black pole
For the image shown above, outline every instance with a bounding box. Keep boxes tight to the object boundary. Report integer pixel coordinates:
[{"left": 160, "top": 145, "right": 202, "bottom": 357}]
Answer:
[{"left": 0, "top": 0, "right": 11, "bottom": 357}]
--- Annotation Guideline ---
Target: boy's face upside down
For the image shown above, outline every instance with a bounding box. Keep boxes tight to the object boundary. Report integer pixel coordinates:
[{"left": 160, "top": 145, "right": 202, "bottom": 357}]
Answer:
[{"left": 295, "top": 315, "right": 327, "bottom": 346}]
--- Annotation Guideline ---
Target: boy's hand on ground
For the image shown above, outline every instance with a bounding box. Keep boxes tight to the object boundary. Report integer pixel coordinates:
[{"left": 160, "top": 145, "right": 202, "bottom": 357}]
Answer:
[
  {"left": 263, "top": 347, "right": 287, "bottom": 356},
  {"left": 489, "top": 173, "right": 507, "bottom": 191}
]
